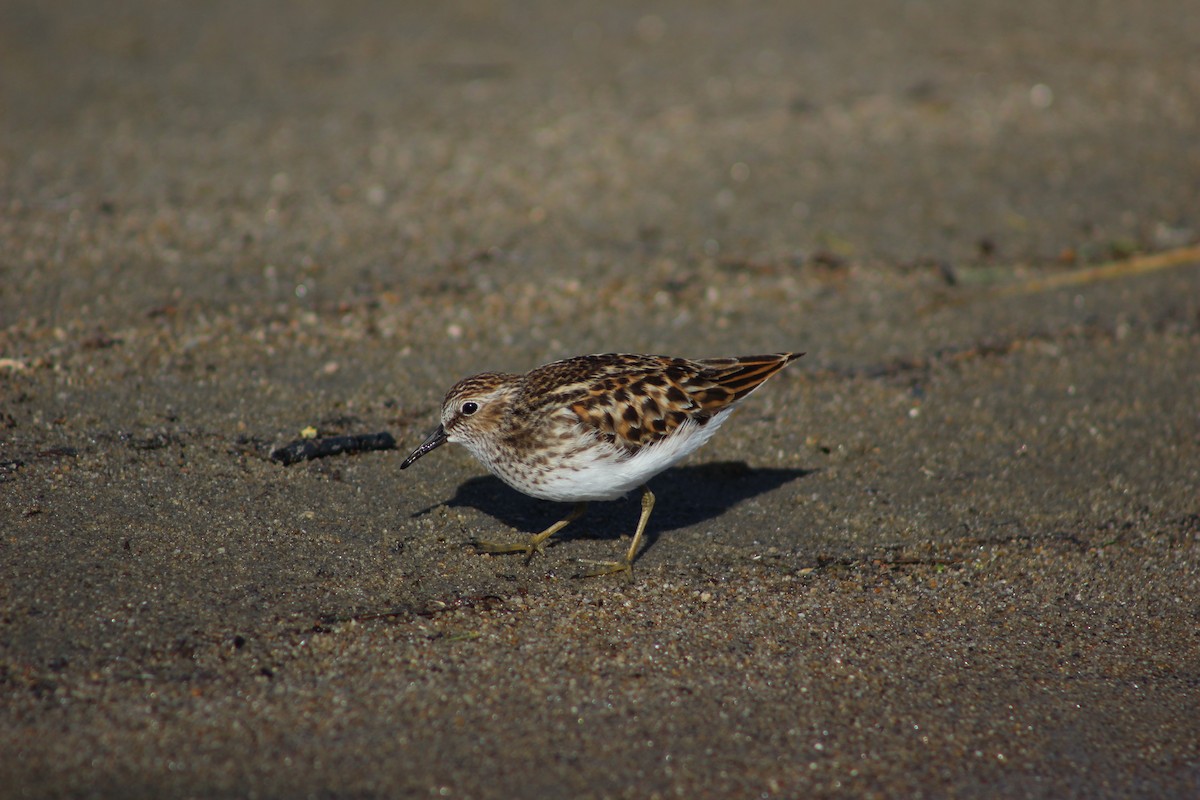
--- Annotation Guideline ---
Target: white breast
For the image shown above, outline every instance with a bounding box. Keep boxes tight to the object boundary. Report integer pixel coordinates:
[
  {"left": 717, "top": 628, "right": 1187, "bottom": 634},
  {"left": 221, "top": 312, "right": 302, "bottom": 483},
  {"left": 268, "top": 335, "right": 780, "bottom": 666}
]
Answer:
[{"left": 490, "top": 408, "right": 736, "bottom": 502}]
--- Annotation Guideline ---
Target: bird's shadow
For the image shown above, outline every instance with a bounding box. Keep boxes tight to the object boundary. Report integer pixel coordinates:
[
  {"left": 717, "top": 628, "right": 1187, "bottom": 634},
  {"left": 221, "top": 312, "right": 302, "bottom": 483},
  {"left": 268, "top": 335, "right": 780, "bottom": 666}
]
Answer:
[{"left": 417, "top": 461, "right": 815, "bottom": 558}]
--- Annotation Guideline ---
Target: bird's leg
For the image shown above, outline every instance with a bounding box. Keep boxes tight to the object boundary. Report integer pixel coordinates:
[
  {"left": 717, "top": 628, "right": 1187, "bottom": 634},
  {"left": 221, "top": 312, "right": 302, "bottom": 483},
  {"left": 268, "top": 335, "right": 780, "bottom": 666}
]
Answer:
[
  {"left": 579, "top": 485, "right": 654, "bottom": 578},
  {"left": 475, "top": 502, "right": 587, "bottom": 562}
]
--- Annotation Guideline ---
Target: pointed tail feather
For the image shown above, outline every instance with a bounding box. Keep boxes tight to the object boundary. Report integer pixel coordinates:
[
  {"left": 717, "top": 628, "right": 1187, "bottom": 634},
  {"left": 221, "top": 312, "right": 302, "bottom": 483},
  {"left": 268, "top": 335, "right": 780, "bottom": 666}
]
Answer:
[{"left": 694, "top": 352, "right": 803, "bottom": 405}]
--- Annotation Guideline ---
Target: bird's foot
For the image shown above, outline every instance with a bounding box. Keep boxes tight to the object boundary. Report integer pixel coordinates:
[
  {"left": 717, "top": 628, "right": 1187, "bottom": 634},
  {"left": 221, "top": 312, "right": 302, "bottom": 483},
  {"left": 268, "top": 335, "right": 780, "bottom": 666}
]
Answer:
[{"left": 473, "top": 537, "right": 547, "bottom": 563}]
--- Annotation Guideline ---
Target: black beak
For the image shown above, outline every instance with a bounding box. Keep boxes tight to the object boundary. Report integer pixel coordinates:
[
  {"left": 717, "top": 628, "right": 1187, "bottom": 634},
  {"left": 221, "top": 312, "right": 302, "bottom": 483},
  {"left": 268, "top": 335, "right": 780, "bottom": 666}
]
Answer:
[{"left": 400, "top": 425, "right": 448, "bottom": 469}]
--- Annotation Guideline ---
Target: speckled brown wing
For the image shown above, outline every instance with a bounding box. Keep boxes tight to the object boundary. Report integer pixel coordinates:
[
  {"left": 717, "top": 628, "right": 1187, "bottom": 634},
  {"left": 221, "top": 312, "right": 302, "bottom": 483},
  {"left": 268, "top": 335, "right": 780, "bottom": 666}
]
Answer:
[{"left": 546, "top": 353, "right": 801, "bottom": 452}]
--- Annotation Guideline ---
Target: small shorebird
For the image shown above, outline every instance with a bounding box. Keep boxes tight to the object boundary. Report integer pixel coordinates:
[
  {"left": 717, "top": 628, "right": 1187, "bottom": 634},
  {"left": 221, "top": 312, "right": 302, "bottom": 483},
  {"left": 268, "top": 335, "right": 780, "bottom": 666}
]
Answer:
[{"left": 401, "top": 352, "right": 802, "bottom": 575}]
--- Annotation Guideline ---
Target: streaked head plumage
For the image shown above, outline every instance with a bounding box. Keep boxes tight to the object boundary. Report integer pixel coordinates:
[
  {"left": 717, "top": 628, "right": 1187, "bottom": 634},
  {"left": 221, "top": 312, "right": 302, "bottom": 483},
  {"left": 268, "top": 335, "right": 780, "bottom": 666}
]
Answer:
[{"left": 438, "top": 372, "right": 516, "bottom": 444}]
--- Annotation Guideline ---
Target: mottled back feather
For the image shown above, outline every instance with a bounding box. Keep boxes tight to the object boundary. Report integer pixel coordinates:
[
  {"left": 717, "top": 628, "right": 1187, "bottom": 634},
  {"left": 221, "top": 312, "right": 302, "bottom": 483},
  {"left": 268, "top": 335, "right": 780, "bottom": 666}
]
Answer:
[{"left": 512, "top": 352, "right": 801, "bottom": 452}]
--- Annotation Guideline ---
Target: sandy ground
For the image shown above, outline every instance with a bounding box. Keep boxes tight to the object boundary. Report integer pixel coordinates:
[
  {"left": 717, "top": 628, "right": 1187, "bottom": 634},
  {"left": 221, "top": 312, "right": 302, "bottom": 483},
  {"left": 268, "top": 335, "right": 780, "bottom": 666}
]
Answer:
[{"left": 2, "top": 1, "right": 1199, "bottom": 797}]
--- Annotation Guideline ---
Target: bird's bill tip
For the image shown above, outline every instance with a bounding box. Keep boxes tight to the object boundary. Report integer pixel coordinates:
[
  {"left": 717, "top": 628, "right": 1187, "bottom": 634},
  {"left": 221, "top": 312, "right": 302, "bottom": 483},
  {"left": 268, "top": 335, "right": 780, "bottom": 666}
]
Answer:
[{"left": 400, "top": 425, "right": 448, "bottom": 469}]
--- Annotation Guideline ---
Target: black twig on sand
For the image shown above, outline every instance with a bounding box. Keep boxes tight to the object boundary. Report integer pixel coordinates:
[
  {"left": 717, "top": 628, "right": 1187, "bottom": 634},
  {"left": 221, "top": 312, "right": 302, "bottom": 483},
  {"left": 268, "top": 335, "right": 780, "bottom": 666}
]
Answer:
[{"left": 270, "top": 432, "right": 397, "bottom": 466}]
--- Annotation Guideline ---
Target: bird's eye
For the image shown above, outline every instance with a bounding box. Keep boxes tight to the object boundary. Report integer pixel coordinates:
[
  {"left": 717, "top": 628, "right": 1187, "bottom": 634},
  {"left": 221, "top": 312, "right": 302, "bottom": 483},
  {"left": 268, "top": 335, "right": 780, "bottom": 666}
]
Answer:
[{"left": 460, "top": 401, "right": 479, "bottom": 416}]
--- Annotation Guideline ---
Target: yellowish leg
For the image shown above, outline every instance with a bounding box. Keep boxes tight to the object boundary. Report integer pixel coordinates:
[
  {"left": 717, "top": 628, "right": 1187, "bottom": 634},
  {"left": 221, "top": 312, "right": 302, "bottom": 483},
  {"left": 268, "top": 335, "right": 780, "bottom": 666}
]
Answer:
[
  {"left": 475, "top": 502, "right": 587, "bottom": 562},
  {"left": 580, "top": 485, "right": 655, "bottom": 578}
]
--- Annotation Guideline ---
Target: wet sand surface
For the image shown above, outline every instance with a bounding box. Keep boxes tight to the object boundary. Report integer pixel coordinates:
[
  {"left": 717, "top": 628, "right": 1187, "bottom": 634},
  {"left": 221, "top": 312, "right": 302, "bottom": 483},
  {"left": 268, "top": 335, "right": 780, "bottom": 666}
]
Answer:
[{"left": 2, "top": 2, "right": 1199, "bottom": 797}]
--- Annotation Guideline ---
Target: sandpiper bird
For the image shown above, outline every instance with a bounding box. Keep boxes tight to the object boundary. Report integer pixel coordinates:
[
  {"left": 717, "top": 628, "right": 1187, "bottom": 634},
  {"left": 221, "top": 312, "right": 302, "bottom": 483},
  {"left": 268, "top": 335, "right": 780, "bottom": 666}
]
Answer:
[{"left": 401, "top": 352, "right": 802, "bottom": 575}]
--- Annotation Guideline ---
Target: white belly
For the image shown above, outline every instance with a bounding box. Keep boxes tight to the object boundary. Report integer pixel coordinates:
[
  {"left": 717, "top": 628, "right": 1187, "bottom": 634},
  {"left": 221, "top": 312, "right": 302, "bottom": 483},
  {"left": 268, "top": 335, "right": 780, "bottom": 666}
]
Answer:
[{"left": 482, "top": 409, "right": 735, "bottom": 502}]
